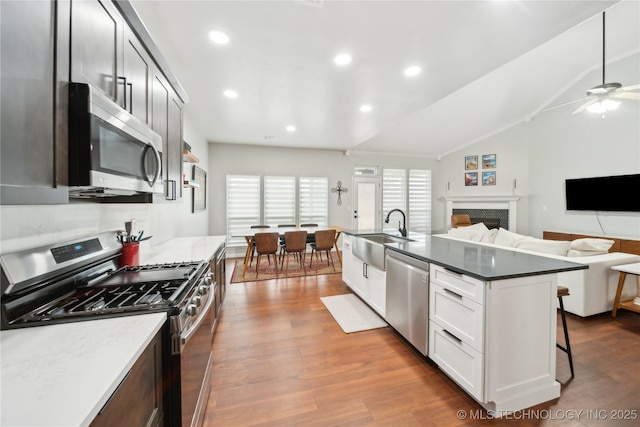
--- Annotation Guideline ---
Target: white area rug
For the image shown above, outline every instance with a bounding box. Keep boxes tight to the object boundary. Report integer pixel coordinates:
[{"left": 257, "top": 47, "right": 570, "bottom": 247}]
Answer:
[{"left": 320, "top": 294, "right": 388, "bottom": 333}]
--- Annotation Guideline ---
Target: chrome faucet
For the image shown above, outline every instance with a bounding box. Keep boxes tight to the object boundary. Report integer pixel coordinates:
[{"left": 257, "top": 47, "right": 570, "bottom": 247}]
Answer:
[{"left": 384, "top": 209, "right": 407, "bottom": 237}]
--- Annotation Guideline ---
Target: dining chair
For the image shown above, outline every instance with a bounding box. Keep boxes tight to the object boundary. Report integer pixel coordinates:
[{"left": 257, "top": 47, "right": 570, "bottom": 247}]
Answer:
[
  {"left": 253, "top": 232, "right": 280, "bottom": 278},
  {"left": 280, "top": 231, "right": 308, "bottom": 274},
  {"left": 277, "top": 224, "right": 297, "bottom": 253},
  {"left": 250, "top": 225, "right": 270, "bottom": 266},
  {"left": 310, "top": 229, "right": 336, "bottom": 271},
  {"left": 300, "top": 223, "right": 318, "bottom": 246}
]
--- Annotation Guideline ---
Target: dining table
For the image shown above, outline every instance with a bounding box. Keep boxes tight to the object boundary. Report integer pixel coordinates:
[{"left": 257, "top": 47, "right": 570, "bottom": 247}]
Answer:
[{"left": 231, "top": 225, "right": 344, "bottom": 278}]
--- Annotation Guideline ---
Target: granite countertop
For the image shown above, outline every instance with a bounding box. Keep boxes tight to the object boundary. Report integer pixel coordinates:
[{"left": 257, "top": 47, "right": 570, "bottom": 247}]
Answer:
[
  {"left": 0, "top": 313, "right": 166, "bottom": 427},
  {"left": 386, "top": 235, "right": 587, "bottom": 281},
  {"left": 344, "top": 230, "right": 586, "bottom": 280},
  {"left": 0, "top": 235, "right": 227, "bottom": 427}
]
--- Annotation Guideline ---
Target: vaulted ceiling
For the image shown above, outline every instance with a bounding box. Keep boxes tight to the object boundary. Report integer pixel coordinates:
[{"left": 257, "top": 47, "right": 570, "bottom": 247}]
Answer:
[{"left": 132, "top": 0, "right": 639, "bottom": 157}]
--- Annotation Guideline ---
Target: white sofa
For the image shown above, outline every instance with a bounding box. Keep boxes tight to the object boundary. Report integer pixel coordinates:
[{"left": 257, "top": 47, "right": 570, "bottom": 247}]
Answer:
[{"left": 437, "top": 225, "right": 640, "bottom": 317}]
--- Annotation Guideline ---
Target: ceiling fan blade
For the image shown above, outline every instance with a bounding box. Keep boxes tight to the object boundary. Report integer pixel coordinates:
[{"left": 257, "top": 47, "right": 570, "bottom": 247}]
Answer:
[
  {"left": 614, "top": 92, "right": 640, "bottom": 100},
  {"left": 572, "top": 98, "right": 598, "bottom": 115},
  {"left": 621, "top": 83, "right": 640, "bottom": 91}
]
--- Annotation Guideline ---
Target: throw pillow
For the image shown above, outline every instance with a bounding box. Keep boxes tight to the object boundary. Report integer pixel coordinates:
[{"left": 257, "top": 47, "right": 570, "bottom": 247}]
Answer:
[
  {"left": 515, "top": 237, "right": 571, "bottom": 256},
  {"left": 462, "top": 222, "right": 489, "bottom": 241},
  {"left": 567, "top": 249, "right": 609, "bottom": 257},
  {"left": 493, "top": 228, "right": 527, "bottom": 247},
  {"left": 570, "top": 238, "right": 614, "bottom": 252},
  {"left": 479, "top": 228, "right": 499, "bottom": 243}
]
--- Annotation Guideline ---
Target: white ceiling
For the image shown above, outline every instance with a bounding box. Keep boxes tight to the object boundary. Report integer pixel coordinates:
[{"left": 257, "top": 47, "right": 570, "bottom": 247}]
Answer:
[{"left": 131, "top": 0, "right": 639, "bottom": 157}]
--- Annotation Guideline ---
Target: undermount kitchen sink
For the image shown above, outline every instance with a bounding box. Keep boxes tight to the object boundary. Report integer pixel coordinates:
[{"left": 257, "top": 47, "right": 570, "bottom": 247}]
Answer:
[
  {"left": 359, "top": 234, "right": 412, "bottom": 245},
  {"left": 352, "top": 233, "right": 413, "bottom": 271}
]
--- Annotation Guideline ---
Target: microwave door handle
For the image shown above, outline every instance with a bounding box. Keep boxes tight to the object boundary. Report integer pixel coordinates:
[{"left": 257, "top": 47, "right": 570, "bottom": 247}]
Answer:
[{"left": 148, "top": 141, "right": 162, "bottom": 187}]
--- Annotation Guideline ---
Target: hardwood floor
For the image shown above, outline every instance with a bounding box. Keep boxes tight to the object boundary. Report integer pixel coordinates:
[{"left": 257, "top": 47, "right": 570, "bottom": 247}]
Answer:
[{"left": 203, "top": 260, "right": 640, "bottom": 426}]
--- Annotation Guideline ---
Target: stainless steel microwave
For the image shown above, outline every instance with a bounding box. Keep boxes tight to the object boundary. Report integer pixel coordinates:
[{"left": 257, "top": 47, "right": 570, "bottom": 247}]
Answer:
[{"left": 68, "top": 83, "right": 163, "bottom": 198}]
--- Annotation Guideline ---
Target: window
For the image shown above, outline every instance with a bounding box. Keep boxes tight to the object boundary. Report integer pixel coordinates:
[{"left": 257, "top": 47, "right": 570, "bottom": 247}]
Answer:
[
  {"left": 382, "top": 168, "right": 431, "bottom": 234},
  {"left": 299, "top": 177, "right": 328, "bottom": 226},
  {"left": 226, "top": 175, "right": 261, "bottom": 245},
  {"left": 264, "top": 176, "right": 296, "bottom": 226},
  {"left": 226, "top": 175, "right": 329, "bottom": 245}
]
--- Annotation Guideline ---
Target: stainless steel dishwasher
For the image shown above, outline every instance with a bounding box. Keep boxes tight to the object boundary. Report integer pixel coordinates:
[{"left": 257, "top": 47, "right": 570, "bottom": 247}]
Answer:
[{"left": 385, "top": 250, "right": 429, "bottom": 356}]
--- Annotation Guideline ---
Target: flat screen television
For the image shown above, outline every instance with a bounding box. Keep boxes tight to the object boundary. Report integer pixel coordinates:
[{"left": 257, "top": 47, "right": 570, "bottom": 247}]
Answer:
[{"left": 565, "top": 174, "right": 640, "bottom": 212}]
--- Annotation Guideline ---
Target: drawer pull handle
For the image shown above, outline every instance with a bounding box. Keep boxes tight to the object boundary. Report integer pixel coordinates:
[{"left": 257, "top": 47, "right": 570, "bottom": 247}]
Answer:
[
  {"left": 443, "top": 267, "right": 463, "bottom": 277},
  {"left": 444, "top": 288, "right": 463, "bottom": 299},
  {"left": 443, "top": 329, "right": 462, "bottom": 344}
]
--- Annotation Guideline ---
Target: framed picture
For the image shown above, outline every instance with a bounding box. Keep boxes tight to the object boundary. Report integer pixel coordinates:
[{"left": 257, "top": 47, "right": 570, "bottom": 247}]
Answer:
[
  {"left": 482, "top": 154, "right": 496, "bottom": 169},
  {"left": 465, "top": 172, "right": 478, "bottom": 186},
  {"left": 482, "top": 171, "right": 496, "bottom": 186},
  {"left": 192, "top": 165, "right": 206, "bottom": 213},
  {"left": 465, "top": 155, "right": 478, "bottom": 170}
]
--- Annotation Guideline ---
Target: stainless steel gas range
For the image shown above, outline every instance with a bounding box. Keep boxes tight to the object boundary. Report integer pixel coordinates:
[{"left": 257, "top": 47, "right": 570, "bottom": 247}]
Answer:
[{"left": 1, "top": 232, "right": 222, "bottom": 427}]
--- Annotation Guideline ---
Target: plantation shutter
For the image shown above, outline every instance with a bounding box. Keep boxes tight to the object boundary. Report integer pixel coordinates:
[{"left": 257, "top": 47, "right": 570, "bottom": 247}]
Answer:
[
  {"left": 226, "top": 175, "right": 261, "bottom": 245},
  {"left": 299, "top": 177, "right": 328, "bottom": 226},
  {"left": 264, "top": 176, "right": 296, "bottom": 226},
  {"left": 382, "top": 168, "right": 406, "bottom": 232},
  {"left": 409, "top": 169, "right": 431, "bottom": 234}
]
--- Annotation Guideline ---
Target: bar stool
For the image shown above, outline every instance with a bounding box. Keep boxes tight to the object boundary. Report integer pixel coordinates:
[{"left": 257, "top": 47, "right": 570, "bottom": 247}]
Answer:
[{"left": 557, "top": 286, "right": 574, "bottom": 378}]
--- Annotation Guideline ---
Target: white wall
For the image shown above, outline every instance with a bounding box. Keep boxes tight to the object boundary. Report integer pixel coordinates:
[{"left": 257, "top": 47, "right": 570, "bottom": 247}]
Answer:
[
  {"left": 434, "top": 53, "right": 640, "bottom": 239},
  {"left": 207, "top": 143, "right": 440, "bottom": 235},
  {"left": 0, "top": 118, "right": 210, "bottom": 254}
]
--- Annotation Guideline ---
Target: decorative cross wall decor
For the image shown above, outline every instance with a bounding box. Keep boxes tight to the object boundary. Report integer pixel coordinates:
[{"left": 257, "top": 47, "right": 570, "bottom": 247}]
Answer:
[{"left": 331, "top": 181, "right": 348, "bottom": 205}]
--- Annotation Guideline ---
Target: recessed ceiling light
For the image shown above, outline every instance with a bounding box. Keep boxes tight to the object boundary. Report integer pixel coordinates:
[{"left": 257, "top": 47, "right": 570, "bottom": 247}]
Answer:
[
  {"left": 209, "top": 31, "right": 229, "bottom": 45},
  {"left": 286, "top": 125, "right": 296, "bottom": 132},
  {"left": 223, "top": 90, "right": 238, "bottom": 98},
  {"left": 404, "top": 66, "right": 422, "bottom": 77},
  {"left": 359, "top": 104, "right": 372, "bottom": 112},
  {"left": 334, "top": 53, "right": 352, "bottom": 66}
]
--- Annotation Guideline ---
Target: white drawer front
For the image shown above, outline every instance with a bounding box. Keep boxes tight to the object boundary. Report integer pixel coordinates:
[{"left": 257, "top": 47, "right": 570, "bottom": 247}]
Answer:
[
  {"left": 430, "top": 283, "right": 484, "bottom": 353},
  {"left": 431, "top": 265, "right": 485, "bottom": 305},
  {"left": 429, "top": 321, "right": 484, "bottom": 402}
]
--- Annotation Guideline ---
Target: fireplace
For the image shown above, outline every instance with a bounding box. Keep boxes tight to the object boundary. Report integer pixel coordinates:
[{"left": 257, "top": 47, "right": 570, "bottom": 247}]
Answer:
[
  {"left": 453, "top": 208, "right": 508, "bottom": 229},
  {"left": 444, "top": 196, "right": 520, "bottom": 232}
]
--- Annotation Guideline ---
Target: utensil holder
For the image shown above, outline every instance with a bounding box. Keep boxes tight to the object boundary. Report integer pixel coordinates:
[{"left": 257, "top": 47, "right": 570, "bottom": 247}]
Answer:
[{"left": 120, "top": 242, "right": 140, "bottom": 267}]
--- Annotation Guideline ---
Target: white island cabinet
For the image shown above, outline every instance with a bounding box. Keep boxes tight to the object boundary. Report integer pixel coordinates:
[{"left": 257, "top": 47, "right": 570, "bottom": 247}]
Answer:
[
  {"left": 342, "top": 234, "right": 386, "bottom": 317},
  {"left": 429, "top": 264, "right": 560, "bottom": 415}
]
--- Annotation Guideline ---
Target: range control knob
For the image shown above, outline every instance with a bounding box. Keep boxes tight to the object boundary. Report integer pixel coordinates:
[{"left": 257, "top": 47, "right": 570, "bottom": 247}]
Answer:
[
  {"left": 192, "top": 296, "right": 202, "bottom": 307},
  {"left": 186, "top": 304, "right": 197, "bottom": 316},
  {"left": 204, "top": 274, "right": 213, "bottom": 285},
  {"left": 199, "top": 285, "right": 209, "bottom": 295}
]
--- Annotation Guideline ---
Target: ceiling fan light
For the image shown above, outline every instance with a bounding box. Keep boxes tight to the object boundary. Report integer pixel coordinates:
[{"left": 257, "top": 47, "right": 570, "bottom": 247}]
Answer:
[{"left": 587, "top": 99, "right": 620, "bottom": 114}]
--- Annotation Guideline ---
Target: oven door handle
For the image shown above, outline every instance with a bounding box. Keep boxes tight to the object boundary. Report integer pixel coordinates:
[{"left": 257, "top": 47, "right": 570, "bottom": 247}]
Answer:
[{"left": 180, "top": 291, "right": 214, "bottom": 346}]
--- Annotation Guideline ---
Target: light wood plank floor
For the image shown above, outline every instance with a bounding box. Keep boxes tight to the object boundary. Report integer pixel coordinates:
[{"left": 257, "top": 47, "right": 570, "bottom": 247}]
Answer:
[{"left": 204, "top": 260, "right": 640, "bottom": 426}]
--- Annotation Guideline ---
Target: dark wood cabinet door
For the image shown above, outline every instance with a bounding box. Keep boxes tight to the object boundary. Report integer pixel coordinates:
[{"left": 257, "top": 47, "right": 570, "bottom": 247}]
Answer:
[
  {"left": 124, "top": 27, "right": 150, "bottom": 124},
  {"left": 0, "top": 0, "right": 68, "bottom": 204},
  {"left": 89, "top": 330, "right": 164, "bottom": 427},
  {"left": 70, "top": 0, "right": 124, "bottom": 106},
  {"left": 168, "top": 95, "right": 184, "bottom": 200},
  {"left": 152, "top": 72, "right": 171, "bottom": 200}
]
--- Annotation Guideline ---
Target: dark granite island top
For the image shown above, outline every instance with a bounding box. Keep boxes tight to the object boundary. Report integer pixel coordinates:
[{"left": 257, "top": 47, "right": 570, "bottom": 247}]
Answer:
[{"left": 379, "top": 235, "right": 586, "bottom": 281}]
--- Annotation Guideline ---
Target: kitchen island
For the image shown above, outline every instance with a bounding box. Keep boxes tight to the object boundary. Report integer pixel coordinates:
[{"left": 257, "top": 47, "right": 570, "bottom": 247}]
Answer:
[{"left": 343, "top": 231, "right": 587, "bottom": 416}]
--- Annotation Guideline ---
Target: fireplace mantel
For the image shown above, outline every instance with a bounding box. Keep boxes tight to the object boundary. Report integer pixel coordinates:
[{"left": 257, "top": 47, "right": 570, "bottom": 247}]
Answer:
[{"left": 443, "top": 195, "right": 520, "bottom": 231}]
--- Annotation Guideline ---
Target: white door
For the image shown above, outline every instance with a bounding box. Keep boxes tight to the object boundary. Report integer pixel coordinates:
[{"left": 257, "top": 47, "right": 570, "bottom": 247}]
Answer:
[{"left": 352, "top": 176, "right": 381, "bottom": 230}]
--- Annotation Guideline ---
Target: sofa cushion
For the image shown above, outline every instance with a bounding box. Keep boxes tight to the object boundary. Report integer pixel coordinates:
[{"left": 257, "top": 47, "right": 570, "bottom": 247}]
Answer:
[
  {"left": 448, "top": 227, "right": 471, "bottom": 239},
  {"left": 570, "top": 238, "right": 615, "bottom": 252},
  {"left": 515, "top": 237, "right": 571, "bottom": 256},
  {"left": 567, "top": 249, "right": 609, "bottom": 257},
  {"left": 493, "top": 228, "right": 527, "bottom": 247}
]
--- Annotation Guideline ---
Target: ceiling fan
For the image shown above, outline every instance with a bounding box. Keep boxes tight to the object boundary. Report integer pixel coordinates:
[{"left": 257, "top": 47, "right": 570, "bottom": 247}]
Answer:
[{"left": 571, "top": 11, "right": 640, "bottom": 115}]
